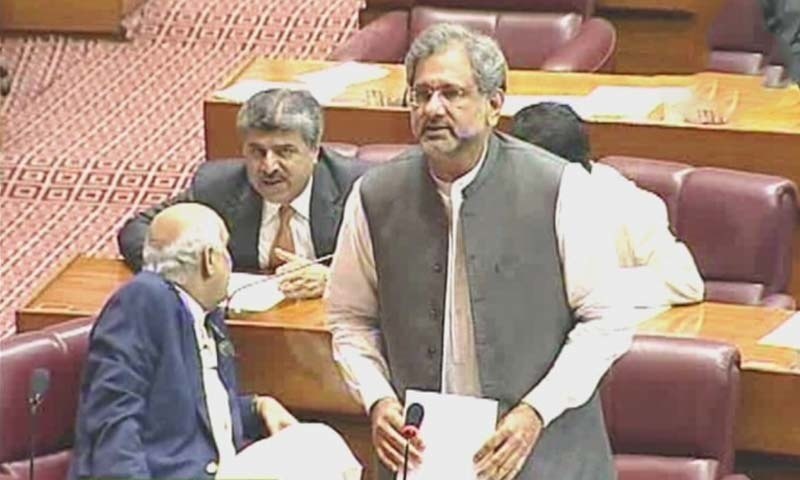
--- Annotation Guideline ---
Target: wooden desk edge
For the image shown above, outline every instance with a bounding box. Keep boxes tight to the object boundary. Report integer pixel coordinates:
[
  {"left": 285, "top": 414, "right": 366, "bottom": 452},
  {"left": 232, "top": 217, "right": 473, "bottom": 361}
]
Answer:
[{"left": 227, "top": 319, "right": 330, "bottom": 332}]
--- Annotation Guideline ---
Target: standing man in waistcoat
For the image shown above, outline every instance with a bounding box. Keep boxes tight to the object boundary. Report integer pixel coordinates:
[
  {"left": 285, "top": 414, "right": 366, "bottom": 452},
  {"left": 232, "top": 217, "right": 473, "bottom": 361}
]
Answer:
[{"left": 327, "top": 24, "right": 636, "bottom": 480}]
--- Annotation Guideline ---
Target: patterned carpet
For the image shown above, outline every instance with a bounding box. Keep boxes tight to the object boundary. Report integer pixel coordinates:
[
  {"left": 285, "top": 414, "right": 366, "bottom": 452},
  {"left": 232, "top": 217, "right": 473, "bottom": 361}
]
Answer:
[{"left": 0, "top": 0, "right": 362, "bottom": 336}]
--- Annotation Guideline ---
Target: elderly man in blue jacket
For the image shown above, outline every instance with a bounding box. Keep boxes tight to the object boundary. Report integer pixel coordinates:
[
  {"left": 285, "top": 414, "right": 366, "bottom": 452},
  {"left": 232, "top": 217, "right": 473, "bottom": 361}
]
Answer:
[{"left": 69, "top": 203, "right": 359, "bottom": 479}]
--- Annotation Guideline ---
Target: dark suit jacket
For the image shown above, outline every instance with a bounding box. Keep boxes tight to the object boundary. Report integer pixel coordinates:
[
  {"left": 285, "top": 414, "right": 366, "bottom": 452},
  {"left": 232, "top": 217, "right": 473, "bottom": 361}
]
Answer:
[
  {"left": 118, "top": 147, "right": 368, "bottom": 271},
  {"left": 68, "top": 272, "right": 263, "bottom": 480}
]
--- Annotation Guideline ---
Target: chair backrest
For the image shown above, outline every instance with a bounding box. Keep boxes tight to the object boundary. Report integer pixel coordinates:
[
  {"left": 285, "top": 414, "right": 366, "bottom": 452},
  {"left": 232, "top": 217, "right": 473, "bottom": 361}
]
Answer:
[
  {"left": 410, "top": 6, "right": 585, "bottom": 69},
  {"left": 0, "top": 317, "right": 94, "bottom": 480},
  {"left": 356, "top": 143, "right": 412, "bottom": 163},
  {"left": 675, "top": 167, "right": 798, "bottom": 299},
  {"left": 598, "top": 156, "right": 692, "bottom": 228},
  {"left": 707, "top": 0, "right": 776, "bottom": 73},
  {"left": 323, "top": 142, "right": 360, "bottom": 158},
  {"left": 601, "top": 335, "right": 740, "bottom": 478},
  {"left": 383, "top": 0, "right": 594, "bottom": 16}
]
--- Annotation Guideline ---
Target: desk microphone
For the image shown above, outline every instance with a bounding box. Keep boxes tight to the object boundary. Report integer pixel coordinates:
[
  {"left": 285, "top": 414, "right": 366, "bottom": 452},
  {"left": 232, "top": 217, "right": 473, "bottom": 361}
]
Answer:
[
  {"left": 29, "top": 368, "right": 51, "bottom": 480},
  {"left": 223, "top": 253, "right": 334, "bottom": 317},
  {"left": 401, "top": 403, "right": 425, "bottom": 480}
]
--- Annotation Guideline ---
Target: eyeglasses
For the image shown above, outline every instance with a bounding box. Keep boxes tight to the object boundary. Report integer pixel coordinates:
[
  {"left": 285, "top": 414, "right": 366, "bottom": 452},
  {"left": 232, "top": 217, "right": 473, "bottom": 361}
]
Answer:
[{"left": 406, "top": 85, "right": 476, "bottom": 108}]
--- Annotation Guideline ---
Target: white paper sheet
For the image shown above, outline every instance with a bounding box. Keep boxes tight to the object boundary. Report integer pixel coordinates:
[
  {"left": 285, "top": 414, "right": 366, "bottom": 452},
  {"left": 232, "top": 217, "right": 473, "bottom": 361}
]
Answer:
[
  {"left": 501, "top": 94, "right": 589, "bottom": 117},
  {"left": 212, "top": 78, "right": 344, "bottom": 104},
  {"left": 295, "top": 61, "right": 390, "bottom": 88},
  {"left": 217, "top": 423, "right": 362, "bottom": 480},
  {"left": 225, "top": 272, "right": 285, "bottom": 313},
  {"left": 581, "top": 86, "right": 693, "bottom": 120},
  {"left": 759, "top": 312, "right": 800, "bottom": 350},
  {"left": 397, "top": 390, "right": 498, "bottom": 480}
]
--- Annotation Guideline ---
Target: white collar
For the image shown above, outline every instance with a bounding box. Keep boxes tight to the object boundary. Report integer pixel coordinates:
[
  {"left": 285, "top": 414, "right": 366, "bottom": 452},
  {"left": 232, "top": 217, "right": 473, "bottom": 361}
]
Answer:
[
  {"left": 262, "top": 175, "right": 313, "bottom": 221},
  {"left": 430, "top": 142, "right": 489, "bottom": 196},
  {"left": 175, "top": 285, "right": 206, "bottom": 329}
]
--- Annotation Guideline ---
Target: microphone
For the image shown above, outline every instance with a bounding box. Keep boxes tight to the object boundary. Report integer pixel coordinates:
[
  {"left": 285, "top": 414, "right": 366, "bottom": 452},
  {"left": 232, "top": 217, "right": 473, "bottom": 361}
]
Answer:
[
  {"left": 28, "top": 368, "right": 51, "bottom": 480},
  {"left": 401, "top": 403, "right": 425, "bottom": 480},
  {"left": 223, "top": 253, "right": 334, "bottom": 318},
  {"left": 401, "top": 402, "right": 425, "bottom": 439},
  {"left": 29, "top": 368, "right": 50, "bottom": 408}
]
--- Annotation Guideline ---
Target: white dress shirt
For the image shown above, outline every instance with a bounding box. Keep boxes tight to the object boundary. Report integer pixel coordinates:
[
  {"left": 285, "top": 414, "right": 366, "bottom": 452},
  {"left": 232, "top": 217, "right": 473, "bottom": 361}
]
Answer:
[
  {"left": 177, "top": 288, "right": 237, "bottom": 465},
  {"left": 326, "top": 158, "right": 652, "bottom": 427},
  {"left": 592, "top": 162, "right": 704, "bottom": 305},
  {"left": 258, "top": 177, "right": 316, "bottom": 269}
]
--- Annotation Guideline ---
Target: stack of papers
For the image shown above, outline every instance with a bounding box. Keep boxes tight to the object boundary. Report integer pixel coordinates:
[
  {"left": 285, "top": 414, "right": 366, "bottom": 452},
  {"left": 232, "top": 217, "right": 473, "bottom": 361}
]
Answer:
[
  {"left": 759, "top": 312, "right": 800, "bottom": 350},
  {"left": 582, "top": 86, "right": 692, "bottom": 120},
  {"left": 212, "top": 79, "right": 344, "bottom": 104},
  {"left": 399, "top": 390, "right": 498, "bottom": 480},
  {"left": 212, "top": 61, "right": 390, "bottom": 105},
  {"left": 295, "top": 61, "right": 390, "bottom": 87},
  {"left": 225, "top": 272, "right": 285, "bottom": 314},
  {"left": 503, "top": 86, "right": 692, "bottom": 121}
]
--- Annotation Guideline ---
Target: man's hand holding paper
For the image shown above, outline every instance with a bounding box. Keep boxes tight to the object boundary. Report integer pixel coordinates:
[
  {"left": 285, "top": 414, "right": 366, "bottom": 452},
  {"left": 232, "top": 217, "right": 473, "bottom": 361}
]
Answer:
[{"left": 474, "top": 403, "right": 544, "bottom": 480}]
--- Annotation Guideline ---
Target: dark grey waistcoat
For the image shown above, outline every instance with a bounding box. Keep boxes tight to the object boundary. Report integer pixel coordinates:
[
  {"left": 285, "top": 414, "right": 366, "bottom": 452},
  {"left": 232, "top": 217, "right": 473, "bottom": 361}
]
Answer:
[{"left": 359, "top": 132, "right": 615, "bottom": 480}]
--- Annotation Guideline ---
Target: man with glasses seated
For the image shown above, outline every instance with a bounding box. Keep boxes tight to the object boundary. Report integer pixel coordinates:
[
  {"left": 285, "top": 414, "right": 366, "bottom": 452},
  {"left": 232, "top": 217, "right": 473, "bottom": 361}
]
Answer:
[
  {"left": 327, "top": 22, "right": 638, "bottom": 480},
  {"left": 118, "top": 89, "right": 368, "bottom": 299}
]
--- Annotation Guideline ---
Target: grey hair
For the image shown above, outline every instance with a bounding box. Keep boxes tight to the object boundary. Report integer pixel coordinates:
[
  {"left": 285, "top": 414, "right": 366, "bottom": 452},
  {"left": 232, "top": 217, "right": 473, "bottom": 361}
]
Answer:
[
  {"left": 142, "top": 216, "right": 226, "bottom": 285},
  {"left": 236, "top": 89, "right": 323, "bottom": 149},
  {"left": 405, "top": 23, "right": 507, "bottom": 94}
]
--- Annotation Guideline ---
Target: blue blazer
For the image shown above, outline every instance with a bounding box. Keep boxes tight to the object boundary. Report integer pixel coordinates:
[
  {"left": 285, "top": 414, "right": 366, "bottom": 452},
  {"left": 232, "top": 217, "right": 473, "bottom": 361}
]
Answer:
[{"left": 69, "top": 272, "right": 264, "bottom": 480}]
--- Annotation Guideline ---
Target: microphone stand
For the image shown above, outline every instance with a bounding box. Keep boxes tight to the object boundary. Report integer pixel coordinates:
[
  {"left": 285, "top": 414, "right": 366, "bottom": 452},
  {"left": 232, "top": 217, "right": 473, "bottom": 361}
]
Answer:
[
  {"left": 402, "top": 440, "right": 411, "bottom": 480},
  {"left": 28, "top": 393, "right": 43, "bottom": 480}
]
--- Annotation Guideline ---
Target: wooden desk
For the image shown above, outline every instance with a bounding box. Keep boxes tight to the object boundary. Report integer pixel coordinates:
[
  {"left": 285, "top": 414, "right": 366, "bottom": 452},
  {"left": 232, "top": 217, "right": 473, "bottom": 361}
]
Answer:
[
  {"left": 0, "top": 0, "right": 146, "bottom": 36},
  {"left": 204, "top": 58, "right": 800, "bottom": 302},
  {"left": 17, "top": 255, "right": 800, "bottom": 467},
  {"left": 357, "top": 0, "right": 726, "bottom": 74}
]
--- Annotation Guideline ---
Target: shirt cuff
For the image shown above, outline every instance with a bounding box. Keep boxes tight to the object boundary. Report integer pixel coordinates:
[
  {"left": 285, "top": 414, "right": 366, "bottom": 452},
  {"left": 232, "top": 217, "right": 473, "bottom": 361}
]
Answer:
[
  {"left": 359, "top": 377, "right": 398, "bottom": 416},
  {"left": 521, "top": 385, "right": 564, "bottom": 428}
]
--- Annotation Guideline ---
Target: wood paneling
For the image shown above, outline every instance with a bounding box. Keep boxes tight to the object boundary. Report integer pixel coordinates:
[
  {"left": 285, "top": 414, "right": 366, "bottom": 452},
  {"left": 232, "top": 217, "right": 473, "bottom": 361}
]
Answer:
[{"left": 0, "top": 0, "right": 146, "bottom": 35}]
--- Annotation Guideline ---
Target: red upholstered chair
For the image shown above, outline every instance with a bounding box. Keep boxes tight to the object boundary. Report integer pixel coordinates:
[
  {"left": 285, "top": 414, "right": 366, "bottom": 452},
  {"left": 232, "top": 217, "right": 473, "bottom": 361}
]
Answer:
[
  {"left": 598, "top": 156, "right": 693, "bottom": 228},
  {"left": 0, "top": 317, "right": 93, "bottom": 480},
  {"left": 708, "top": 0, "right": 777, "bottom": 74},
  {"left": 330, "top": 0, "right": 616, "bottom": 73},
  {"left": 675, "top": 168, "right": 798, "bottom": 309},
  {"left": 322, "top": 142, "right": 360, "bottom": 158},
  {"left": 356, "top": 143, "right": 412, "bottom": 163},
  {"left": 602, "top": 335, "right": 746, "bottom": 480}
]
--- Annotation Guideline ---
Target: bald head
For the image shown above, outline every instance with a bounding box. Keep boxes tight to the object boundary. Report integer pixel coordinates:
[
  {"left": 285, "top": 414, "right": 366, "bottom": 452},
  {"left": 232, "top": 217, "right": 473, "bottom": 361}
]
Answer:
[
  {"left": 142, "top": 204, "right": 230, "bottom": 303},
  {"left": 148, "top": 203, "right": 226, "bottom": 251}
]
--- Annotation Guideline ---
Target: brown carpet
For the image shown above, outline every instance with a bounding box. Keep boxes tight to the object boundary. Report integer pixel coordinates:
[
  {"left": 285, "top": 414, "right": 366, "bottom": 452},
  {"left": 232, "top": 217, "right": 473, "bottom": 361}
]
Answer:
[{"left": 0, "top": 0, "right": 361, "bottom": 335}]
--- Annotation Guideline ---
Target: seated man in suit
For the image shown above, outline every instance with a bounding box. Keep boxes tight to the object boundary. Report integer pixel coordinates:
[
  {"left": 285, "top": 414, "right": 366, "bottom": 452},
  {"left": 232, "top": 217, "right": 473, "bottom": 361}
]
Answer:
[
  {"left": 118, "top": 88, "right": 367, "bottom": 299},
  {"left": 511, "top": 102, "right": 704, "bottom": 305},
  {"left": 71, "top": 203, "right": 360, "bottom": 480}
]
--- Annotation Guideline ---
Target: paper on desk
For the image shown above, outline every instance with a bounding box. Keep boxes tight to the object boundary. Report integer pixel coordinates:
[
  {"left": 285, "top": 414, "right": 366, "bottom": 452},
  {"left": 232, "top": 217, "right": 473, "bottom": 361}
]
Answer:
[
  {"left": 502, "top": 94, "right": 589, "bottom": 117},
  {"left": 295, "top": 61, "right": 390, "bottom": 88},
  {"left": 225, "top": 272, "right": 285, "bottom": 313},
  {"left": 216, "top": 423, "right": 362, "bottom": 480},
  {"left": 759, "top": 311, "right": 800, "bottom": 350},
  {"left": 581, "top": 86, "right": 693, "bottom": 120},
  {"left": 398, "top": 390, "right": 498, "bottom": 480},
  {"left": 212, "top": 78, "right": 344, "bottom": 104}
]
